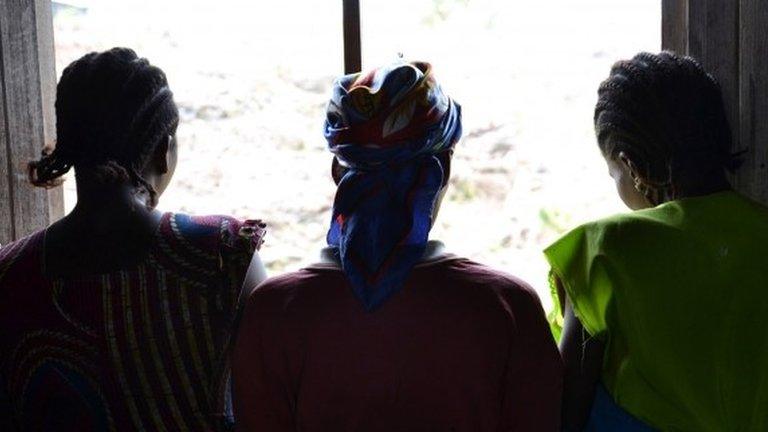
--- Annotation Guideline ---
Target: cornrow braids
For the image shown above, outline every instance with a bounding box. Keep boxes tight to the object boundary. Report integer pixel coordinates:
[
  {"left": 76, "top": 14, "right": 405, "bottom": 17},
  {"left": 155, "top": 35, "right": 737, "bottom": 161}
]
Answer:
[
  {"left": 594, "top": 51, "right": 739, "bottom": 198},
  {"left": 28, "top": 47, "right": 179, "bottom": 206}
]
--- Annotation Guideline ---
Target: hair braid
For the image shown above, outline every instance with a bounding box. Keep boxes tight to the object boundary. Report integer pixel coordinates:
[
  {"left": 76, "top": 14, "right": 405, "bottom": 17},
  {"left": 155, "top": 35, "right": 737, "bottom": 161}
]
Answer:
[{"left": 28, "top": 146, "right": 73, "bottom": 188}]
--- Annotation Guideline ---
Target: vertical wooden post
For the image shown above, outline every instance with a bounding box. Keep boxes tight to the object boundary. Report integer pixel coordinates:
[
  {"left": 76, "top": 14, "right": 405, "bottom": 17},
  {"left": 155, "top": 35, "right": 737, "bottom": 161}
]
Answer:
[
  {"left": 663, "top": 0, "right": 768, "bottom": 204},
  {"left": 661, "top": 0, "right": 688, "bottom": 54},
  {"left": 739, "top": 0, "right": 768, "bottom": 203},
  {"left": 343, "top": 0, "right": 362, "bottom": 74},
  {"left": 35, "top": 0, "right": 62, "bottom": 222},
  {"left": 0, "top": 0, "right": 62, "bottom": 246},
  {"left": 686, "top": 0, "right": 740, "bottom": 177},
  {"left": 662, "top": 0, "right": 740, "bottom": 175}
]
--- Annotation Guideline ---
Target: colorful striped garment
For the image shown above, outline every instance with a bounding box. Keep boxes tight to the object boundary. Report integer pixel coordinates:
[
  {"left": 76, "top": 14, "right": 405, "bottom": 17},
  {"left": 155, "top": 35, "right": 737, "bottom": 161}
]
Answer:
[{"left": 0, "top": 213, "right": 265, "bottom": 432}]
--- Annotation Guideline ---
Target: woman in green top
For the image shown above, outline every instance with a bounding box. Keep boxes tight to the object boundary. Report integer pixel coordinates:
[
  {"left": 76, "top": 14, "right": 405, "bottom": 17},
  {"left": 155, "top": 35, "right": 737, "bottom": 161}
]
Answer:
[{"left": 546, "top": 51, "right": 768, "bottom": 431}]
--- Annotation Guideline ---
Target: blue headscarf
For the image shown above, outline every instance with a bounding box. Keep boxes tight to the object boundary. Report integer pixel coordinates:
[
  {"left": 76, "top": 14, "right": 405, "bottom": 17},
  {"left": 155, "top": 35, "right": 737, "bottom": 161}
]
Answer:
[{"left": 324, "top": 61, "right": 462, "bottom": 311}]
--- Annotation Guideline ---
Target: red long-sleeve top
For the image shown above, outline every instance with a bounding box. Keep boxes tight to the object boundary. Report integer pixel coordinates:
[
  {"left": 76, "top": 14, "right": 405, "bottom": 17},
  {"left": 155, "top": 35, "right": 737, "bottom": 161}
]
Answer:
[{"left": 233, "top": 254, "right": 562, "bottom": 431}]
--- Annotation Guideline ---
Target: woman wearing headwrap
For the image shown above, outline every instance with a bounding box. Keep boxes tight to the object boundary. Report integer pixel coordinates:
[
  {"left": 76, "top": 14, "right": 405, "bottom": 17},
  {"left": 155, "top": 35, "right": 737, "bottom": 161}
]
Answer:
[
  {"left": 0, "top": 48, "right": 267, "bottom": 431},
  {"left": 233, "top": 62, "right": 562, "bottom": 431}
]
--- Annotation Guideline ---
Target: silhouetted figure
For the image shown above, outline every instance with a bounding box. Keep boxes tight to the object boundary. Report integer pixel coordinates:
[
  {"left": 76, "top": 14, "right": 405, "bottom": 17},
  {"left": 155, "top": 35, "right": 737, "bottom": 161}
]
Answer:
[
  {"left": 233, "top": 62, "right": 562, "bottom": 431},
  {"left": 549, "top": 51, "right": 768, "bottom": 431},
  {"left": 0, "top": 48, "right": 267, "bottom": 431}
]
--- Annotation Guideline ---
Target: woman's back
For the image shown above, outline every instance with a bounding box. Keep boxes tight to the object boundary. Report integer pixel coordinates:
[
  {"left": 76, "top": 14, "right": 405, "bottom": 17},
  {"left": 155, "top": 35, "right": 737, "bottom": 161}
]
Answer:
[
  {"left": 234, "top": 255, "right": 562, "bottom": 431},
  {"left": 0, "top": 213, "right": 264, "bottom": 431},
  {"left": 547, "top": 191, "right": 768, "bottom": 430}
]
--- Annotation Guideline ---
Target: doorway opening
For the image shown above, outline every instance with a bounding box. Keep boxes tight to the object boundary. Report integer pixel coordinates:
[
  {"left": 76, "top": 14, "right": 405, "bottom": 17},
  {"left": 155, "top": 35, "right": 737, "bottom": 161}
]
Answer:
[{"left": 53, "top": 0, "right": 660, "bottom": 308}]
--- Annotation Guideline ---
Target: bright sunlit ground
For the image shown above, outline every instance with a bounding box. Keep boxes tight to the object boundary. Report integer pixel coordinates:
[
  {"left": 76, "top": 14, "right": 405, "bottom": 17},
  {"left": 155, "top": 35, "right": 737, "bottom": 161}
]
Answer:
[{"left": 53, "top": 0, "right": 660, "bottom": 311}]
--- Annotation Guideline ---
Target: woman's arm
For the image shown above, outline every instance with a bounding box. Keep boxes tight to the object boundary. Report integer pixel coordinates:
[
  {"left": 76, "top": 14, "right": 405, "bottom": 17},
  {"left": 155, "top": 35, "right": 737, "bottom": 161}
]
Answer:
[
  {"left": 559, "top": 297, "right": 605, "bottom": 431},
  {"left": 501, "top": 288, "right": 564, "bottom": 431},
  {"left": 239, "top": 251, "right": 267, "bottom": 303},
  {"left": 232, "top": 290, "right": 294, "bottom": 431}
]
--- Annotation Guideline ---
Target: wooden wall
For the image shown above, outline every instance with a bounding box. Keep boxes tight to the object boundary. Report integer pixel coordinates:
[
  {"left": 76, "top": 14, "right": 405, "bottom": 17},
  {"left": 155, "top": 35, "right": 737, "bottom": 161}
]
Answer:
[
  {"left": 0, "top": 0, "right": 62, "bottom": 246},
  {"left": 663, "top": 0, "right": 768, "bottom": 204}
]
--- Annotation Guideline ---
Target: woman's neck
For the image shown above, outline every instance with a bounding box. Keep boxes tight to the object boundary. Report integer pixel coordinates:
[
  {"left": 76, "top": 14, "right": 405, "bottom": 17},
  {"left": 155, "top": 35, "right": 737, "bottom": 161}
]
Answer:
[
  {"left": 674, "top": 172, "right": 732, "bottom": 200},
  {"left": 43, "top": 182, "right": 163, "bottom": 277},
  {"left": 319, "top": 240, "right": 448, "bottom": 267},
  {"left": 68, "top": 181, "right": 161, "bottom": 235}
]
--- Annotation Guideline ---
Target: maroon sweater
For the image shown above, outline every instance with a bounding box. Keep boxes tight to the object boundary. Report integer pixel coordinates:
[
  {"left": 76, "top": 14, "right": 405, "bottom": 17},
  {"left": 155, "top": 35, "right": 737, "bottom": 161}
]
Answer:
[{"left": 233, "top": 255, "right": 562, "bottom": 431}]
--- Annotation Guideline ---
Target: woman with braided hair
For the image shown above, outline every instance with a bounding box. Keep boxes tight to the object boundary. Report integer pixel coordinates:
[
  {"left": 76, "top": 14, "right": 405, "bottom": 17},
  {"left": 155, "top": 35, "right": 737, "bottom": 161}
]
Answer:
[
  {"left": 232, "top": 61, "right": 562, "bottom": 431},
  {"left": 0, "top": 48, "right": 267, "bottom": 431},
  {"left": 546, "top": 51, "right": 768, "bottom": 431}
]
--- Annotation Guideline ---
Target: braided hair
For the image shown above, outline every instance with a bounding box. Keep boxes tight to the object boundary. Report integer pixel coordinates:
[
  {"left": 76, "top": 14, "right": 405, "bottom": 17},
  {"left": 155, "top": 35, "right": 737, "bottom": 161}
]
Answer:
[
  {"left": 594, "top": 51, "right": 739, "bottom": 201},
  {"left": 28, "top": 48, "right": 179, "bottom": 207}
]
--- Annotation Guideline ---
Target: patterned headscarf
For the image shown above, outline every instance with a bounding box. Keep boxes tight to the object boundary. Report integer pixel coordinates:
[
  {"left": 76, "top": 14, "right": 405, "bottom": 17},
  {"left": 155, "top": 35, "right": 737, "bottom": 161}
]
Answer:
[{"left": 324, "top": 61, "right": 462, "bottom": 311}]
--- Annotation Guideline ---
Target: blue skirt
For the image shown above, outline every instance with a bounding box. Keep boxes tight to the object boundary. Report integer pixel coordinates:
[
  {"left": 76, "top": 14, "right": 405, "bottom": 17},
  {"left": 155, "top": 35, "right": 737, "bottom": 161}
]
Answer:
[{"left": 584, "top": 384, "right": 657, "bottom": 432}]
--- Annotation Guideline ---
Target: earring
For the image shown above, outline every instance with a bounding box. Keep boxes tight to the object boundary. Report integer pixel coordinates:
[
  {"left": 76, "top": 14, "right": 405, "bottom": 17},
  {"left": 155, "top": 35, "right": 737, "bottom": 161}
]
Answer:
[
  {"left": 633, "top": 177, "right": 660, "bottom": 206},
  {"left": 633, "top": 175, "right": 648, "bottom": 196}
]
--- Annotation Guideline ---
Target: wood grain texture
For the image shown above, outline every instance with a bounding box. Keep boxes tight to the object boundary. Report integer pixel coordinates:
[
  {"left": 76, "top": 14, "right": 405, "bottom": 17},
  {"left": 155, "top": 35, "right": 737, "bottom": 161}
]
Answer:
[
  {"left": 0, "top": 34, "right": 13, "bottom": 245},
  {"left": 663, "top": 0, "right": 768, "bottom": 204},
  {"left": 343, "top": 0, "right": 361, "bottom": 74},
  {"left": 687, "top": 1, "right": 740, "bottom": 156},
  {"left": 663, "top": 0, "right": 739, "bottom": 159},
  {"left": 35, "top": 0, "right": 63, "bottom": 222},
  {"left": 662, "top": 0, "right": 688, "bottom": 54},
  {"left": 739, "top": 0, "right": 768, "bottom": 203},
  {"left": 0, "top": 0, "right": 60, "bottom": 245}
]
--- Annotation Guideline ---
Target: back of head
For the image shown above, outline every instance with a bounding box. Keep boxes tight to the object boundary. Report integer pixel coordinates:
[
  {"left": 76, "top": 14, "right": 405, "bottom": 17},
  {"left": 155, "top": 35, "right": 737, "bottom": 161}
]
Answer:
[
  {"left": 324, "top": 61, "right": 462, "bottom": 311},
  {"left": 594, "top": 51, "right": 738, "bottom": 189},
  {"left": 28, "top": 47, "right": 179, "bottom": 205}
]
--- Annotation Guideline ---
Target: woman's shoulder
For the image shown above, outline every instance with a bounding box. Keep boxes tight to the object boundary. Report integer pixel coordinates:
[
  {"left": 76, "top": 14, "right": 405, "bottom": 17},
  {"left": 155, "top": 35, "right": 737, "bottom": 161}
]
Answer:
[
  {"left": 150, "top": 212, "right": 265, "bottom": 283},
  {"left": 0, "top": 230, "right": 45, "bottom": 283},
  {"left": 0, "top": 229, "right": 44, "bottom": 260},
  {"left": 423, "top": 256, "right": 539, "bottom": 295},
  {"left": 157, "top": 212, "right": 266, "bottom": 254},
  {"left": 566, "top": 191, "right": 768, "bottom": 244},
  {"left": 550, "top": 205, "right": 682, "bottom": 254}
]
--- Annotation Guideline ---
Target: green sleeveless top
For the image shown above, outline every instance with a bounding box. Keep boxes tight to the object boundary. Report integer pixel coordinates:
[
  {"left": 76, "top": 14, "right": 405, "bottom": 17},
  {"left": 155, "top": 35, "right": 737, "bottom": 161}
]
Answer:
[{"left": 544, "top": 191, "right": 768, "bottom": 431}]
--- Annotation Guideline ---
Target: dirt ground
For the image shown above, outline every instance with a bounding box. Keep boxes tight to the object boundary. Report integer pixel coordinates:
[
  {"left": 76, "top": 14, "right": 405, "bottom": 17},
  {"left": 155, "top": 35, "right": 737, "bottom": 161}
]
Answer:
[{"left": 53, "top": 0, "right": 659, "bottom": 310}]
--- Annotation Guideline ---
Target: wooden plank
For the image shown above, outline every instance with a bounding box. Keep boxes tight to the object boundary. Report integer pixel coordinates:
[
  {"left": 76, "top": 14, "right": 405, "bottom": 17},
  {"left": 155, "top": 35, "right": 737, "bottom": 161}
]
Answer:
[
  {"left": 343, "top": 0, "right": 361, "bottom": 74},
  {"left": 738, "top": 0, "right": 768, "bottom": 203},
  {"left": 35, "top": 0, "right": 63, "bottom": 222},
  {"left": 662, "top": 0, "right": 758, "bottom": 202},
  {"left": 662, "top": 0, "right": 740, "bottom": 159},
  {"left": 686, "top": 1, "right": 740, "bottom": 165},
  {"left": 662, "top": 0, "right": 688, "bottom": 54},
  {"left": 0, "top": 0, "right": 59, "bottom": 244},
  {"left": 0, "top": 34, "right": 13, "bottom": 246}
]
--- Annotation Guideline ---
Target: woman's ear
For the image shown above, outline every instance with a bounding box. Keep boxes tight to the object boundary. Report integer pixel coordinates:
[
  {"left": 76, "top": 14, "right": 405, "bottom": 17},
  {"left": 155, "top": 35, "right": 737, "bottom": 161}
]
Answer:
[{"left": 152, "top": 135, "right": 172, "bottom": 175}]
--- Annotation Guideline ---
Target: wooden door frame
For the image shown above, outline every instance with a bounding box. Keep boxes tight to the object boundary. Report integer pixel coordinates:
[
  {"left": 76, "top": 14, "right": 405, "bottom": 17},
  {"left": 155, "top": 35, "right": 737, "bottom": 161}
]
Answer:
[
  {"left": 663, "top": 0, "right": 768, "bottom": 204},
  {"left": 343, "top": 0, "right": 362, "bottom": 74},
  {"left": 0, "top": 0, "right": 62, "bottom": 246}
]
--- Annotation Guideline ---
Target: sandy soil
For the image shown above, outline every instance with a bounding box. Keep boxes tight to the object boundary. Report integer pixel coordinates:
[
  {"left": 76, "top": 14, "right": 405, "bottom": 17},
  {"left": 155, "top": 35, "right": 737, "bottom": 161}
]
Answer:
[{"left": 52, "top": 0, "right": 660, "bottom": 310}]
